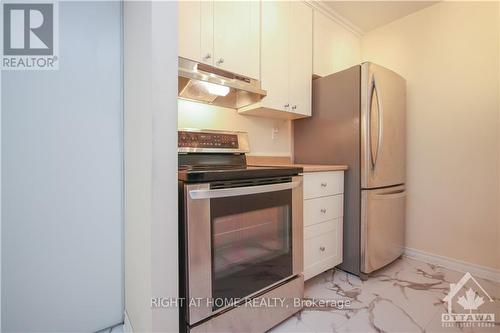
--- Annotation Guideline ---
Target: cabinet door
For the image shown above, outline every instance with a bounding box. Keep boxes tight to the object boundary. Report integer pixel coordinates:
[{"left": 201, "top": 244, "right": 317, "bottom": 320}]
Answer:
[
  {"left": 178, "top": 0, "right": 201, "bottom": 62},
  {"left": 178, "top": 1, "right": 213, "bottom": 65},
  {"left": 289, "top": 1, "right": 312, "bottom": 117},
  {"left": 200, "top": 1, "right": 214, "bottom": 65},
  {"left": 261, "top": 1, "right": 290, "bottom": 112},
  {"left": 213, "top": 1, "right": 260, "bottom": 79},
  {"left": 313, "top": 10, "right": 361, "bottom": 77},
  {"left": 304, "top": 217, "right": 342, "bottom": 280}
]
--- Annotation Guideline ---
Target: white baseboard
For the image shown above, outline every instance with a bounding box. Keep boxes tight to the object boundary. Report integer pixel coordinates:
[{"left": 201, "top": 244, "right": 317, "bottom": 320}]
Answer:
[{"left": 404, "top": 247, "right": 500, "bottom": 283}]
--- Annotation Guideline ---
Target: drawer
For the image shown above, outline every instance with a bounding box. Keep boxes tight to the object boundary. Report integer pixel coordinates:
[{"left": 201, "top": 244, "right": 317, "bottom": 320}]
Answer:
[
  {"left": 304, "top": 194, "right": 343, "bottom": 227},
  {"left": 304, "top": 218, "right": 343, "bottom": 280},
  {"left": 303, "top": 171, "right": 344, "bottom": 199}
]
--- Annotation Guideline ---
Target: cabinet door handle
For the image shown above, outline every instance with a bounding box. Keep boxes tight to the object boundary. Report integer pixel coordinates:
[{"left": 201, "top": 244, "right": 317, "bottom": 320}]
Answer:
[
  {"left": 321, "top": 182, "right": 328, "bottom": 187},
  {"left": 320, "top": 246, "right": 326, "bottom": 252},
  {"left": 216, "top": 58, "right": 224, "bottom": 65},
  {"left": 284, "top": 103, "right": 290, "bottom": 108},
  {"left": 292, "top": 105, "right": 297, "bottom": 110},
  {"left": 320, "top": 208, "right": 327, "bottom": 214},
  {"left": 203, "top": 53, "right": 211, "bottom": 60}
]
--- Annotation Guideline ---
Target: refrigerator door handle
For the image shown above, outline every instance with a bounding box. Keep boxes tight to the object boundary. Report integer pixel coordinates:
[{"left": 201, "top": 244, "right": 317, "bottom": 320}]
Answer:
[{"left": 369, "top": 75, "right": 383, "bottom": 170}]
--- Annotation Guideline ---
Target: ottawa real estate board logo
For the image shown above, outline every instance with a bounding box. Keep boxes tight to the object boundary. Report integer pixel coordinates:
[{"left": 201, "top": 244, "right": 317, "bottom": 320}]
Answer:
[
  {"left": 1, "top": 1, "right": 58, "bottom": 70},
  {"left": 442, "top": 272, "right": 496, "bottom": 329}
]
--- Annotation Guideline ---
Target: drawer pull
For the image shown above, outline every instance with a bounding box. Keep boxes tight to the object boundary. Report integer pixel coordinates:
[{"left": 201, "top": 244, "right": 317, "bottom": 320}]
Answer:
[
  {"left": 320, "top": 208, "right": 327, "bottom": 213},
  {"left": 320, "top": 246, "right": 326, "bottom": 252},
  {"left": 321, "top": 182, "right": 328, "bottom": 187}
]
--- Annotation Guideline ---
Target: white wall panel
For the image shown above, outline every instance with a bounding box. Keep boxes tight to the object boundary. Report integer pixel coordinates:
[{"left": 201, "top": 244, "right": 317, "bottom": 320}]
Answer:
[{"left": 2, "top": 2, "right": 123, "bottom": 331}]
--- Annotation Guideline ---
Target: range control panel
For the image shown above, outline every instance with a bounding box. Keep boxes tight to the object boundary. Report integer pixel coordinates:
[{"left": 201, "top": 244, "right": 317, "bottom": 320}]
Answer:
[{"left": 178, "top": 131, "right": 239, "bottom": 149}]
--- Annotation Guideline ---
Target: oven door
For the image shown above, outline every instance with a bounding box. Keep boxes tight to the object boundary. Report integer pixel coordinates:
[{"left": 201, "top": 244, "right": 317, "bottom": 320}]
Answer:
[{"left": 184, "top": 176, "right": 303, "bottom": 325}]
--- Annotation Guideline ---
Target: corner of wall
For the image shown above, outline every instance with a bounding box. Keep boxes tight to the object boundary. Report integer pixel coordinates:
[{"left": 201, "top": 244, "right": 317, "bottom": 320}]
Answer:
[{"left": 124, "top": 1, "right": 179, "bottom": 332}]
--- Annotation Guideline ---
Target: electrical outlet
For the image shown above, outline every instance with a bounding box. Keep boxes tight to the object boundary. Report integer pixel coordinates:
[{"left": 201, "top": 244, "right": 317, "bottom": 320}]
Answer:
[{"left": 272, "top": 127, "right": 279, "bottom": 140}]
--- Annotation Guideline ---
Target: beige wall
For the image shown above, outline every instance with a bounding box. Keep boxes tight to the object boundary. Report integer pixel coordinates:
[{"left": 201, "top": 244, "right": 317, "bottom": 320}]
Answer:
[
  {"left": 498, "top": 1, "right": 500, "bottom": 270},
  {"left": 362, "top": 1, "right": 500, "bottom": 269},
  {"left": 178, "top": 99, "right": 291, "bottom": 156}
]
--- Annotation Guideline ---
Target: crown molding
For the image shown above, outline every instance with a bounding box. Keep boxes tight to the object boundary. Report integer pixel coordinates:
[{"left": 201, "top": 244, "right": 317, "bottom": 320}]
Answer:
[{"left": 306, "top": 0, "right": 365, "bottom": 37}]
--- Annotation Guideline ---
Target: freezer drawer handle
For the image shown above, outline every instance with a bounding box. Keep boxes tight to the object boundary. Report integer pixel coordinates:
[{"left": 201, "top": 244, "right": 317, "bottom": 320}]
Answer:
[
  {"left": 189, "top": 181, "right": 301, "bottom": 200},
  {"left": 374, "top": 189, "right": 406, "bottom": 199}
]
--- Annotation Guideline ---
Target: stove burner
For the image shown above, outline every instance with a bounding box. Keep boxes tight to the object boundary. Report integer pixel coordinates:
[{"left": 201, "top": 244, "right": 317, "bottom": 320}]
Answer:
[{"left": 177, "top": 129, "right": 302, "bottom": 182}]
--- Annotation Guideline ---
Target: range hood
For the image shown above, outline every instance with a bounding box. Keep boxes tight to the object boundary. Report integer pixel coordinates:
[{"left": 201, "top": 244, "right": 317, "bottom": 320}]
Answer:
[{"left": 178, "top": 57, "right": 266, "bottom": 109}]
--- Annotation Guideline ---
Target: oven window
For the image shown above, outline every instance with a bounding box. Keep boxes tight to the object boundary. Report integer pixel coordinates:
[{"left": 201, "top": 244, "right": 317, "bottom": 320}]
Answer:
[{"left": 210, "top": 189, "right": 292, "bottom": 310}]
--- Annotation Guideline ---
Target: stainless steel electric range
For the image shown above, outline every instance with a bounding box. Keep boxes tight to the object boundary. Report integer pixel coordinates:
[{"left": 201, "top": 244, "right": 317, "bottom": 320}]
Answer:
[{"left": 178, "top": 129, "right": 304, "bottom": 333}]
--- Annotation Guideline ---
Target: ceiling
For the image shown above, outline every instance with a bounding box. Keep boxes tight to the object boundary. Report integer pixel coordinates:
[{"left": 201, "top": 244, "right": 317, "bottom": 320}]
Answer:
[{"left": 323, "top": 1, "right": 438, "bottom": 33}]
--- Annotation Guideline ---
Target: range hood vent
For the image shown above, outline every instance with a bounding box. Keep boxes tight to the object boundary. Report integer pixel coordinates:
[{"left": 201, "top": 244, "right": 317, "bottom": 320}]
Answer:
[{"left": 178, "top": 57, "right": 266, "bottom": 109}]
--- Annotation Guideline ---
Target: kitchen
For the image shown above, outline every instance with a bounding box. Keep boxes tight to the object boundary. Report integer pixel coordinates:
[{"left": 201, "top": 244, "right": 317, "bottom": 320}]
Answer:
[
  {"left": 1, "top": 1, "right": 499, "bottom": 333},
  {"left": 170, "top": 1, "right": 500, "bottom": 331}
]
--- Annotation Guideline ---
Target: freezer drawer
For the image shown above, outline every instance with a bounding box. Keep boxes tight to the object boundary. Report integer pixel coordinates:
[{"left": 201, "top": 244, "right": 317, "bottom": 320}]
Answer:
[{"left": 361, "top": 185, "right": 406, "bottom": 274}]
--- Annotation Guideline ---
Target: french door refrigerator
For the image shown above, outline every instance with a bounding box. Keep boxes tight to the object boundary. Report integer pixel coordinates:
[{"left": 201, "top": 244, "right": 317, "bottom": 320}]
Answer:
[{"left": 294, "top": 62, "right": 406, "bottom": 277}]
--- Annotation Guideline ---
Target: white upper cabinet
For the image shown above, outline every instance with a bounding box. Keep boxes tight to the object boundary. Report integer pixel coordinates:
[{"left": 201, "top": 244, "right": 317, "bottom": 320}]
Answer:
[
  {"left": 179, "top": 2, "right": 361, "bottom": 115},
  {"left": 200, "top": 1, "right": 214, "bottom": 65},
  {"left": 213, "top": 1, "right": 260, "bottom": 79},
  {"left": 240, "top": 1, "right": 313, "bottom": 119},
  {"left": 289, "top": 1, "right": 313, "bottom": 117},
  {"left": 178, "top": 1, "right": 201, "bottom": 63},
  {"left": 259, "top": 1, "right": 290, "bottom": 112},
  {"left": 178, "top": 1, "right": 260, "bottom": 80},
  {"left": 313, "top": 10, "right": 361, "bottom": 77}
]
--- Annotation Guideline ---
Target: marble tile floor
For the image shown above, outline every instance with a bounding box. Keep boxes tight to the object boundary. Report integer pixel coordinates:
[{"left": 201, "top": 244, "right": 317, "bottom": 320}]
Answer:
[
  {"left": 110, "top": 257, "right": 498, "bottom": 333},
  {"left": 270, "top": 257, "right": 500, "bottom": 333}
]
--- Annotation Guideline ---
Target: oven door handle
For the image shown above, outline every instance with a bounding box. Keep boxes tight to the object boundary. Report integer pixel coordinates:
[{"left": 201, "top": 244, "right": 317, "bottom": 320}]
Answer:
[{"left": 189, "top": 181, "right": 301, "bottom": 200}]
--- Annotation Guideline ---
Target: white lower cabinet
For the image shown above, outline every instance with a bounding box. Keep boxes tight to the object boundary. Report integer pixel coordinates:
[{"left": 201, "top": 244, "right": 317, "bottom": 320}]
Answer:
[
  {"left": 304, "top": 218, "right": 342, "bottom": 280},
  {"left": 304, "top": 195, "right": 343, "bottom": 227},
  {"left": 303, "top": 171, "right": 344, "bottom": 280}
]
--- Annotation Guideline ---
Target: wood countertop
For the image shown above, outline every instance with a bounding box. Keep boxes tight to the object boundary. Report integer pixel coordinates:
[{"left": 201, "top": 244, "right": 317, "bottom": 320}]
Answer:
[{"left": 246, "top": 156, "right": 348, "bottom": 173}]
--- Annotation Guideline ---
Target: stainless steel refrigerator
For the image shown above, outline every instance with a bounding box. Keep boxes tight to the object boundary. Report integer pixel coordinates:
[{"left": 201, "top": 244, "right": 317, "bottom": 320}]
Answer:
[{"left": 294, "top": 62, "right": 406, "bottom": 277}]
